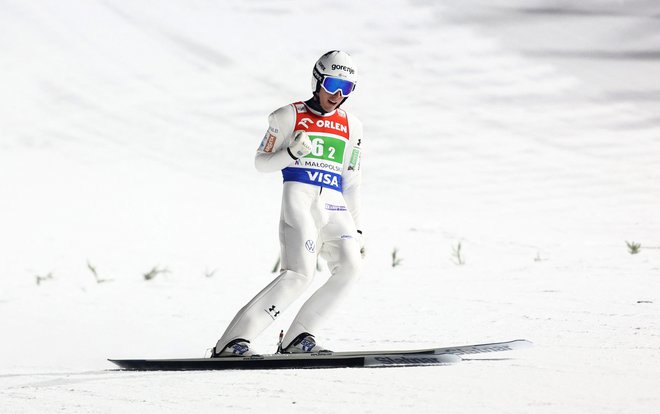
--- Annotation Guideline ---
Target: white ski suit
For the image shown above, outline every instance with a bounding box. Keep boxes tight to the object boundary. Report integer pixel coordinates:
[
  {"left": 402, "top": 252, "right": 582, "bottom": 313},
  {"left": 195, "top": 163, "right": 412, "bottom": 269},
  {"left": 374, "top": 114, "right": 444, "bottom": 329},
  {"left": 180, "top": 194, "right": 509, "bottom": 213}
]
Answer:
[{"left": 216, "top": 100, "right": 363, "bottom": 350}]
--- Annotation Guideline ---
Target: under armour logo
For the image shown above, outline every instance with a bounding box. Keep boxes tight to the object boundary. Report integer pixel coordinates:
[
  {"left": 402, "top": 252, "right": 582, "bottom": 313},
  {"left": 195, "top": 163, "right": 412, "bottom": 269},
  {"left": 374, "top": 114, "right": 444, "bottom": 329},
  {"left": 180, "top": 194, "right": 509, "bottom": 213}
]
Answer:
[{"left": 266, "top": 305, "right": 280, "bottom": 319}]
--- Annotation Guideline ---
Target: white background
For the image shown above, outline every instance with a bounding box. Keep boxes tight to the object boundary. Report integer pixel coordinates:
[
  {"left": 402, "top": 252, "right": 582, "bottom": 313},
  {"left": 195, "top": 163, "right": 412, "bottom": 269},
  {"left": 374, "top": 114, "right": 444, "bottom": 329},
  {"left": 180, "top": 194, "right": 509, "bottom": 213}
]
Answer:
[{"left": 1, "top": 0, "right": 659, "bottom": 412}]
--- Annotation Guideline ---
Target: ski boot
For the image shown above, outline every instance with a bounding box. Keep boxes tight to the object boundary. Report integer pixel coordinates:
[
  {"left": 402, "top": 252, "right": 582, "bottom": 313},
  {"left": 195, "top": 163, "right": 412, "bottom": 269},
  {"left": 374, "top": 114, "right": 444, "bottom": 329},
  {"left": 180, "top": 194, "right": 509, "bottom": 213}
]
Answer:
[
  {"left": 282, "top": 332, "right": 331, "bottom": 354},
  {"left": 211, "top": 338, "right": 254, "bottom": 357}
]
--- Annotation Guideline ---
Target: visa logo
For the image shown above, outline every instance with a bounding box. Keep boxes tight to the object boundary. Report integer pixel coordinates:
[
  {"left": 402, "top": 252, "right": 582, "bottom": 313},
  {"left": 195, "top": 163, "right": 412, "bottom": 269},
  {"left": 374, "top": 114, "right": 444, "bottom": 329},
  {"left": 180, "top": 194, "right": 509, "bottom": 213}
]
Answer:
[{"left": 306, "top": 171, "right": 339, "bottom": 188}]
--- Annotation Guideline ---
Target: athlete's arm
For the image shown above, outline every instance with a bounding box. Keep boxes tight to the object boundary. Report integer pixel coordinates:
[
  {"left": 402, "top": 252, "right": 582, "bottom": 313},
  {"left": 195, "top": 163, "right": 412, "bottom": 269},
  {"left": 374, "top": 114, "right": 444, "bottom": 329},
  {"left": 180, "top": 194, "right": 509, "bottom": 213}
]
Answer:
[
  {"left": 342, "top": 114, "right": 363, "bottom": 231},
  {"left": 254, "top": 105, "right": 297, "bottom": 173}
]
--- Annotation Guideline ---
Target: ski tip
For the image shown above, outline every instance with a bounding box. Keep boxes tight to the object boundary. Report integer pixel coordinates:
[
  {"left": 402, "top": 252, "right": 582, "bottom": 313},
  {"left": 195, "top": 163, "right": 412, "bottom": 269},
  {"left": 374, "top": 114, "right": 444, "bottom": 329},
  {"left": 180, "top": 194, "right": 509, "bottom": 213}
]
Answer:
[{"left": 512, "top": 339, "right": 534, "bottom": 348}]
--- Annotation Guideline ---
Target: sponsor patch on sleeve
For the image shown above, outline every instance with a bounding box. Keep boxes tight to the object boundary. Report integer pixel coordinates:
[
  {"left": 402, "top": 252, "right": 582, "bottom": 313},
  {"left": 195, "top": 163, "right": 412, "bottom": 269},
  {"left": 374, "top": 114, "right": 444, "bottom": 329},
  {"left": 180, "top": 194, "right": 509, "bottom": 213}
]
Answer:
[
  {"left": 264, "top": 134, "right": 277, "bottom": 152},
  {"left": 348, "top": 147, "right": 361, "bottom": 171}
]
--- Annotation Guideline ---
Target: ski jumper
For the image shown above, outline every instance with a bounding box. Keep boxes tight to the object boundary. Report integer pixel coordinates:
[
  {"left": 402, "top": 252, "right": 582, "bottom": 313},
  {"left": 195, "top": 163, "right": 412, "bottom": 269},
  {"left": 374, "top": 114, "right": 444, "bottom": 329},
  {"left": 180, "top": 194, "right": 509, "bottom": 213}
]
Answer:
[{"left": 216, "top": 101, "right": 363, "bottom": 350}]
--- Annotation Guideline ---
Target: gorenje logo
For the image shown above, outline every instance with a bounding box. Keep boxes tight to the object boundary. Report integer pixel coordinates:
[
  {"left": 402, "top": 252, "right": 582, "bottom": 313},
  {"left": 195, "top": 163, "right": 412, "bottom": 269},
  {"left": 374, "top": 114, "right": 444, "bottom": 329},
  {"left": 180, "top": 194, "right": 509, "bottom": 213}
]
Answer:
[{"left": 331, "top": 64, "right": 355, "bottom": 75}]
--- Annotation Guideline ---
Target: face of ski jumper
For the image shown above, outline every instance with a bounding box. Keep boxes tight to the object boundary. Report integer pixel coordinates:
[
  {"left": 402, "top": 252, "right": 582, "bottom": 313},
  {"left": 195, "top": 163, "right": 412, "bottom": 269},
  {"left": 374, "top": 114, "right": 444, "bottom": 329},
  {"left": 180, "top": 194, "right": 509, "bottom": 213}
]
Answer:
[
  {"left": 318, "top": 87, "right": 345, "bottom": 113},
  {"left": 312, "top": 50, "right": 357, "bottom": 113}
]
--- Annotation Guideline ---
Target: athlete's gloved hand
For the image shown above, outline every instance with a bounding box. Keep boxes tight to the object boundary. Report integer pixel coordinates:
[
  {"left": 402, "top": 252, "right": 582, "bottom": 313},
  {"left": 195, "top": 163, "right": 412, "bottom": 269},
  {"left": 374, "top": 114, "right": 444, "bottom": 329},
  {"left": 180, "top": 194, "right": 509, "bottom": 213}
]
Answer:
[
  {"left": 357, "top": 230, "right": 365, "bottom": 258},
  {"left": 288, "top": 130, "right": 312, "bottom": 159}
]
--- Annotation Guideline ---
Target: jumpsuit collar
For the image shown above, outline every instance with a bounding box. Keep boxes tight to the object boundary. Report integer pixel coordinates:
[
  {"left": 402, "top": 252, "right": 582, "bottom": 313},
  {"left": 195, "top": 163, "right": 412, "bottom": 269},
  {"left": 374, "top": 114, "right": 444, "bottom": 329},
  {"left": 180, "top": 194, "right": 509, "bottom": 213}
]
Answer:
[{"left": 304, "top": 98, "right": 337, "bottom": 117}]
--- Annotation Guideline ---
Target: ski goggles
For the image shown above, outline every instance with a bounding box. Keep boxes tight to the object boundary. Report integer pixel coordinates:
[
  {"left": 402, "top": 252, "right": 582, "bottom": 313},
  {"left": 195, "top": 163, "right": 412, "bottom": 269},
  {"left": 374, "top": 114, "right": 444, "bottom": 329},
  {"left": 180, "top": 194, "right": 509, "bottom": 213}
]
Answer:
[{"left": 320, "top": 76, "right": 356, "bottom": 96}]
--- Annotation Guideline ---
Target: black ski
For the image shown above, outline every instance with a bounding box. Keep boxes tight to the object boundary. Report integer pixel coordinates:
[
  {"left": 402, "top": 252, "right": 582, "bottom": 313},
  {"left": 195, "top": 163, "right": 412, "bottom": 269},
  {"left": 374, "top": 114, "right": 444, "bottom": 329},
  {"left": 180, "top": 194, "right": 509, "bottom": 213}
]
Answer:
[{"left": 108, "top": 339, "right": 531, "bottom": 371}]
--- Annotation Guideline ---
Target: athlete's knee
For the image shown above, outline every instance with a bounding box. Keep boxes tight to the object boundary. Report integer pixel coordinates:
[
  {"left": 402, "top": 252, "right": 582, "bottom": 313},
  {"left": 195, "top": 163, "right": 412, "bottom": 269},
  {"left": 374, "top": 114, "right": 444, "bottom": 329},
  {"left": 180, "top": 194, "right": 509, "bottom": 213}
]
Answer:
[
  {"left": 344, "top": 246, "right": 362, "bottom": 274},
  {"left": 278, "top": 269, "right": 314, "bottom": 291},
  {"left": 330, "top": 239, "right": 362, "bottom": 277}
]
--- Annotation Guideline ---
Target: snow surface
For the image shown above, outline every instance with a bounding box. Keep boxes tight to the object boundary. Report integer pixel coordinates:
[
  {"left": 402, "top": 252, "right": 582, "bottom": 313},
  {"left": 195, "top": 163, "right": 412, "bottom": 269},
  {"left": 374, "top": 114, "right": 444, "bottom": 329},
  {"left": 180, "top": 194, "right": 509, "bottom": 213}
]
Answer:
[{"left": 1, "top": 0, "right": 660, "bottom": 413}]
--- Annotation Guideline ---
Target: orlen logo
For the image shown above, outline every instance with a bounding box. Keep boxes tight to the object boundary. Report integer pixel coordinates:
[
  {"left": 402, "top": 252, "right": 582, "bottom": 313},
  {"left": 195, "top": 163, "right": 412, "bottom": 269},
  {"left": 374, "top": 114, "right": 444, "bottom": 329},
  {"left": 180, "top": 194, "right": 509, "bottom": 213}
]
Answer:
[
  {"left": 297, "top": 117, "right": 313, "bottom": 129},
  {"left": 332, "top": 64, "right": 355, "bottom": 75}
]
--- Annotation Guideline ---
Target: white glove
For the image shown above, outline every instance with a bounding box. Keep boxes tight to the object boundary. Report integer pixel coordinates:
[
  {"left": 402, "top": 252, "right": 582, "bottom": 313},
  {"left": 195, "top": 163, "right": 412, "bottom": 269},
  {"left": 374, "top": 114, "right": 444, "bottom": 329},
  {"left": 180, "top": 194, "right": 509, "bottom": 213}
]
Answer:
[{"left": 289, "top": 130, "right": 312, "bottom": 159}]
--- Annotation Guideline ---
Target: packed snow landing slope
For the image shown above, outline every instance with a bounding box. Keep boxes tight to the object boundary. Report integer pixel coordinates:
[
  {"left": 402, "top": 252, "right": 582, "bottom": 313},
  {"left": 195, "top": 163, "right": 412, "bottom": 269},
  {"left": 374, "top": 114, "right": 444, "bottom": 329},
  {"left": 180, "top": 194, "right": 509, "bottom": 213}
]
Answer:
[{"left": 1, "top": 0, "right": 659, "bottom": 413}]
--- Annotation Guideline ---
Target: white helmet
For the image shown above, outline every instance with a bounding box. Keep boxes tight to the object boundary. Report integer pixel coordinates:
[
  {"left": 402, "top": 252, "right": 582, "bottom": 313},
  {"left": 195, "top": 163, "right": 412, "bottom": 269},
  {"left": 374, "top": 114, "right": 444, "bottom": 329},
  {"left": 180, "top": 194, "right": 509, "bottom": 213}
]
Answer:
[{"left": 311, "top": 50, "right": 358, "bottom": 95}]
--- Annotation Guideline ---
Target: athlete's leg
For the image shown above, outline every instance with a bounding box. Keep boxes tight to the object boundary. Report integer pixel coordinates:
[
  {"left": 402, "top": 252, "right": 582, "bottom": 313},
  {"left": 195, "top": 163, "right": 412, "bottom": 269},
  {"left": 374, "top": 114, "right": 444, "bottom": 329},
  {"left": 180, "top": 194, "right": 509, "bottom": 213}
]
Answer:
[
  {"left": 282, "top": 200, "right": 361, "bottom": 347},
  {"left": 215, "top": 185, "right": 320, "bottom": 352}
]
